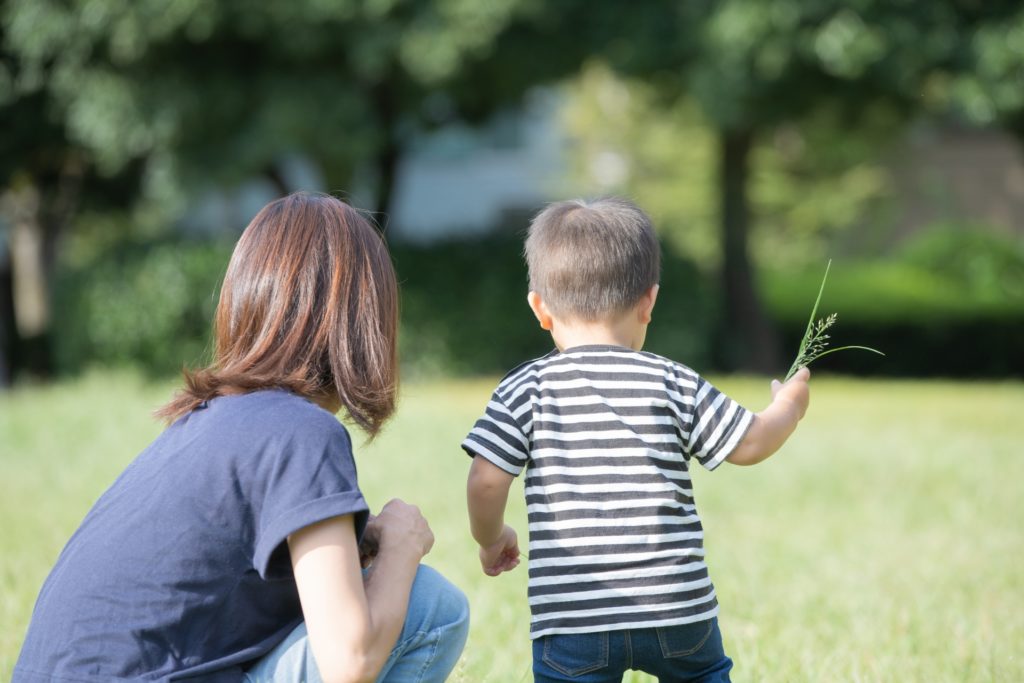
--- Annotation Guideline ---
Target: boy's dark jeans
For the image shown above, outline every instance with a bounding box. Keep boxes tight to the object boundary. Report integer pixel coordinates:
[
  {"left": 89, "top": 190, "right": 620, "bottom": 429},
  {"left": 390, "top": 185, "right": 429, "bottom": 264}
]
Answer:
[{"left": 531, "top": 617, "right": 732, "bottom": 682}]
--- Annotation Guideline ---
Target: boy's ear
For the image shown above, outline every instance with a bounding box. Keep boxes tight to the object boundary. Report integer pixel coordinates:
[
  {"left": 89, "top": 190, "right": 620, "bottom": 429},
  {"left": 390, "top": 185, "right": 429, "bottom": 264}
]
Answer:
[
  {"left": 527, "top": 291, "right": 554, "bottom": 331},
  {"left": 638, "top": 284, "right": 659, "bottom": 324}
]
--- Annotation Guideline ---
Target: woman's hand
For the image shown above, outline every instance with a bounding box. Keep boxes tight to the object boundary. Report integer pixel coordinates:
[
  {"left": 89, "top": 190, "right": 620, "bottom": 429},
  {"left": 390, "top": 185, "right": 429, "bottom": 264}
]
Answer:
[{"left": 370, "top": 499, "right": 434, "bottom": 563}]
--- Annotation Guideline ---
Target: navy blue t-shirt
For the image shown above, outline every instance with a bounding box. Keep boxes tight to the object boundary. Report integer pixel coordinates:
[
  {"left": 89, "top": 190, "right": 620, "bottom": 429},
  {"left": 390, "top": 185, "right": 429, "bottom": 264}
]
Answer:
[{"left": 14, "top": 390, "right": 369, "bottom": 682}]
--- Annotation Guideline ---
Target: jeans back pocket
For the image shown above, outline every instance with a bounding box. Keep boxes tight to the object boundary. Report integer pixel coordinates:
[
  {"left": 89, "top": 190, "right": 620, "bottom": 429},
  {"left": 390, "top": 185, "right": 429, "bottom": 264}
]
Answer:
[
  {"left": 541, "top": 631, "right": 610, "bottom": 677},
  {"left": 656, "top": 619, "right": 715, "bottom": 658}
]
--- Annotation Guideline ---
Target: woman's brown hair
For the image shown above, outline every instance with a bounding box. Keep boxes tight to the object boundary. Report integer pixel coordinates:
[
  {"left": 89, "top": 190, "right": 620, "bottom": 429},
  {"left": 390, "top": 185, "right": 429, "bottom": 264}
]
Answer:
[{"left": 156, "top": 192, "right": 399, "bottom": 436}]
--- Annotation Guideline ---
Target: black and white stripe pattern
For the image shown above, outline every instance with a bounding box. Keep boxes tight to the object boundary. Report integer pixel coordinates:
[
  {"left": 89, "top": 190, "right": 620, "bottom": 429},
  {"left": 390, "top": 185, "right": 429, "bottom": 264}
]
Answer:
[{"left": 462, "top": 345, "right": 753, "bottom": 638}]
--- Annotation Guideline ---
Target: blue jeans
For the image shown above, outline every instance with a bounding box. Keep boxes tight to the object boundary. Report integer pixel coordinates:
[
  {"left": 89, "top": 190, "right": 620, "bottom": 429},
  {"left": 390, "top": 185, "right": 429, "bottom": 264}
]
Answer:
[
  {"left": 244, "top": 565, "right": 469, "bottom": 683},
  {"left": 532, "top": 618, "right": 732, "bottom": 682}
]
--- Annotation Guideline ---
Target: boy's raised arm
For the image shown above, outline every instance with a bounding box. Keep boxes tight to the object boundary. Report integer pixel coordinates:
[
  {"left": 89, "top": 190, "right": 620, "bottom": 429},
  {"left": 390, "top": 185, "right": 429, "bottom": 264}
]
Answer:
[
  {"left": 467, "top": 455, "right": 521, "bottom": 576},
  {"left": 726, "top": 368, "right": 811, "bottom": 466}
]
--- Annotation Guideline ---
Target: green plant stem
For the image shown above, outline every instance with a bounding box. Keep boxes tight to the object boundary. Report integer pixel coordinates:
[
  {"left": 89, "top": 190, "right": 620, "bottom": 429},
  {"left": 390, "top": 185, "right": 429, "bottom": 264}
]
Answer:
[
  {"left": 785, "top": 260, "right": 832, "bottom": 381},
  {"left": 784, "top": 260, "right": 885, "bottom": 381}
]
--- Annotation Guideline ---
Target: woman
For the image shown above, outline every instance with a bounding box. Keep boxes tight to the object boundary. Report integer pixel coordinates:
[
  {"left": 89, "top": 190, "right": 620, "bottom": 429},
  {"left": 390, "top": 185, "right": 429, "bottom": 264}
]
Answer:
[{"left": 14, "top": 193, "right": 469, "bottom": 682}]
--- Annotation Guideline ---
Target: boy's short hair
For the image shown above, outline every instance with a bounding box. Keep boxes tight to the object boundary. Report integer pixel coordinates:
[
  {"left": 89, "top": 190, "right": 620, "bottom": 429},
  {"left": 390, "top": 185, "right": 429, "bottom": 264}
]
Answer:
[{"left": 525, "top": 197, "right": 660, "bottom": 320}]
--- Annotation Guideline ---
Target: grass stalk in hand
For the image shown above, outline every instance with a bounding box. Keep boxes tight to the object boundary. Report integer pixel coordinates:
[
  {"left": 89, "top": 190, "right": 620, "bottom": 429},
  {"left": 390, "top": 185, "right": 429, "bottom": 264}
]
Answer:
[{"left": 785, "top": 260, "right": 884, "bottom": 381}]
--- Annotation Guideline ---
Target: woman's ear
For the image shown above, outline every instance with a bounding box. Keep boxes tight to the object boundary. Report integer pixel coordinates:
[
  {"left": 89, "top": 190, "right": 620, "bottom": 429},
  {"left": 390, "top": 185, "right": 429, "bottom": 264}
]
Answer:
[
  {"left": 638, "top": 284, "right": 659, "bottom": 324},
  {"left": 527, "top": 291, "right": 554, "bottom": 331}
]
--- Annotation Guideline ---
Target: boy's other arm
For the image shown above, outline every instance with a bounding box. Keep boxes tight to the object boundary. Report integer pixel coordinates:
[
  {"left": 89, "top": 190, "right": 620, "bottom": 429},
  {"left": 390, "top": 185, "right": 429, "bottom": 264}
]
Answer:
[
  {"left": 726, "top": 367, "right": 810, "bottom": 466},
  {"left": 467, "top": 454, "right": 520, "bottom": 575}
]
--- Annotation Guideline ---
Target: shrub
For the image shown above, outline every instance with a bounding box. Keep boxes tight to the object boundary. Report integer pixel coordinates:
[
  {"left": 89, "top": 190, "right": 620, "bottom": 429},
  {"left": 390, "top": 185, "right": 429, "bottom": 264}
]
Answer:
[
  {"left": 391, "top": 234, "right": 714, "bottom": 377},
  {"left": 53, "top": 239, "right": 231, "bottom": 376},
  {"left": 762, "top": 227, "right": 1024, "bottom": 377},
  {"left": 52, "top": 225, "right": 1023, "bottom": 379},
  {"left": 52, "top": 232, "right": 714, "bottom": 378}
]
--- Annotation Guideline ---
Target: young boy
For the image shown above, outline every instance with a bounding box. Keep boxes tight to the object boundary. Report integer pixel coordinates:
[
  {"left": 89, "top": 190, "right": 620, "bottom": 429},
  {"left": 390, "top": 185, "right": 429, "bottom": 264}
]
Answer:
[{"left": 462, "top": 197, "right": 810, "bottom": 682}]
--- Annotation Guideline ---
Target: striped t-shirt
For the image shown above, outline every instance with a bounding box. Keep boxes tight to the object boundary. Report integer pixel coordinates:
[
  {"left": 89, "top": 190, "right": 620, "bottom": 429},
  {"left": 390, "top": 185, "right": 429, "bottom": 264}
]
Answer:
[{"left": 462, "top": 345, "right": 754, "bottom": 638}]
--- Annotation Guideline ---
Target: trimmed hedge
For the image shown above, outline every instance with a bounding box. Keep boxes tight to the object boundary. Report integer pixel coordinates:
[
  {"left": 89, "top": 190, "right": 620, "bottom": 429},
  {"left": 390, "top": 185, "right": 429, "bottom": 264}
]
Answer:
[
  {"left": 51, "top": 233, "right": 713, "bottom": 378},
  {"left": 762, "top": 230, "right": 1024, "bottom": 378},
  {"left": 53, "top": 239, "right": 232, "bottom": 376},
  {"left": 51, "top": 227, "right": 1023, "bottom": 379},
  {"left": 390, "top": 233, "right": 713, "bottom": 377}
]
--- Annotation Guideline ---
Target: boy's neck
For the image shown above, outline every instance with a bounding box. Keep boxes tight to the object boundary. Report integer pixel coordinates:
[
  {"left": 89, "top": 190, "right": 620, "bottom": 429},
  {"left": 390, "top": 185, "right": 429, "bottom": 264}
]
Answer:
[
  {"left": 550, "top": 316, "right": 647, "bottom": 353},
  {"left": 530, "top": 285, "right": 658, "bottom": 354}
]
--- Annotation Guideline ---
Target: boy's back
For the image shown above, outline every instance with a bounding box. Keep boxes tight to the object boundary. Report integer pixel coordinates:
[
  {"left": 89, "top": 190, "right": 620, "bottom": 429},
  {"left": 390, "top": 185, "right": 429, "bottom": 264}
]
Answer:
[
  {"left": 462, "top": 197, "right": 809, "bottom": 681},
  {"left": 463, "top": 343, "right": 753, "bottom": 638}
]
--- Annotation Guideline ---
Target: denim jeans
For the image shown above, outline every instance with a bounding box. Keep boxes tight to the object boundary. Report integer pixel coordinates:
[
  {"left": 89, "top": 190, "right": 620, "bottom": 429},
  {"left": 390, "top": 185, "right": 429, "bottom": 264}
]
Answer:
[
  {"left": 532, "top": 618, "right": 732, "bottom": 682},
  {"left": 244, "top": 565, "right": 469, "bottom": 683}
]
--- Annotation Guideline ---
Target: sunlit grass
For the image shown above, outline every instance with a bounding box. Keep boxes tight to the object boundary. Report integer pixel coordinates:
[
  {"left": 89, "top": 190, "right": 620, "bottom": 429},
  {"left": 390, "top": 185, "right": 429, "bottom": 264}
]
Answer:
[{"left": 2, "top": 372, "right": 1022, "bottom": 681}]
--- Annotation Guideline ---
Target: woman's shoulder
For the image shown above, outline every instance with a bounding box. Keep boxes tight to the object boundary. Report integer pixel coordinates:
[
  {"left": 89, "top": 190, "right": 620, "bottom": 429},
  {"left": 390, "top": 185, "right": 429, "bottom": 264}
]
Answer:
[{"left": 190, "top": 389, "right": 349, "bottom": 441}]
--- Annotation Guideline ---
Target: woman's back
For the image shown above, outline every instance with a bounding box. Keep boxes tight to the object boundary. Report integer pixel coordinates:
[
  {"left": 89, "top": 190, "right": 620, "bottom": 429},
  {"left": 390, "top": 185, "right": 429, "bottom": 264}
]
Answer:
[{"left": 15, "top": 390, "right": 368, "bottom": 682}]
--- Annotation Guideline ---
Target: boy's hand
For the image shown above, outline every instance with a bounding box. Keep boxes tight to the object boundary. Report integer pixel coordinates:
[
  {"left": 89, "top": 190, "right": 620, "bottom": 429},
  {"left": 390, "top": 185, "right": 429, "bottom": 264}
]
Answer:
[
  {"left": 770, "top": 367, "right": 810, "bottom": 420},
  {"left": 479, "top": 524, "right": 520, "bottom": 576},
  {"left": 727, "top": 368, "right": 810, "bottom": 466}
]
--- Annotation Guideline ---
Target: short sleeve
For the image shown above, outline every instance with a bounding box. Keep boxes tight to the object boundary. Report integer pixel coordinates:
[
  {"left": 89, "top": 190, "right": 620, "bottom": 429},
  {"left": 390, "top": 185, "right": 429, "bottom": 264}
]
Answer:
[
  {"left": 675, "top": 374, "right": 754, "bottom": 471},
  {"left": 461, "top": 390, "right": 529, "bottom": 476},
  {"left": 253, "top": 422, "right": 369, "bottom": 579}
]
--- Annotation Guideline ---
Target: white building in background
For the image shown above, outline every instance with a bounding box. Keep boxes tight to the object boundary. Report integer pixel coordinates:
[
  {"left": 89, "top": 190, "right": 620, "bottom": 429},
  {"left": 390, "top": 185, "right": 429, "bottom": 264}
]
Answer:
[
  {"left": 183, "top": 89, "right": 567, "bottom": 242},
  {"left": 184, "top": 87, "right": 1024, "bottom": 246},
  {"left": 386, "top": 89, "right": 566, "bottom": 242}
]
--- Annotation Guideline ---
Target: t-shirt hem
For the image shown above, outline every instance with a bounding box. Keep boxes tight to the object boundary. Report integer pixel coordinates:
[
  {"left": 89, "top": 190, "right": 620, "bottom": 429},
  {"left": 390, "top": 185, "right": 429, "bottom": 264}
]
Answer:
[
  {"left": 528, "top": 604, "right": 721, "bottom": 639},
  {"left": 461, "top": 438, "right": 523, "bottom": 476}
]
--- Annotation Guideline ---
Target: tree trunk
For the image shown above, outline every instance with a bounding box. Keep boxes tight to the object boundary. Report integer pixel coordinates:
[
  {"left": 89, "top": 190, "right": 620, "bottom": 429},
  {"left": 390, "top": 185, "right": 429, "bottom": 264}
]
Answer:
[
  {"left": 1, "top": 158, "right": 83, "bottom": 379},
  {"left": 0, "top": 255, "right": 13, "bottom": 388},
  {"left": 263, "top": 164, "right": 290, "bottom": 198},
  {"left": 3, "top": 182, "right": 52, "bottom": 377},
  {"left": 717, "top": 127, "right": 780, "bottom": 373},
  {"left": 6, "top": 183, "right": 48, "bottom": 338},
  {"left": 370, "top": 83, "right": 401, "bottom": 225},
  {"left": 373, "top": 133, "right": 400, "bottom": 224}
]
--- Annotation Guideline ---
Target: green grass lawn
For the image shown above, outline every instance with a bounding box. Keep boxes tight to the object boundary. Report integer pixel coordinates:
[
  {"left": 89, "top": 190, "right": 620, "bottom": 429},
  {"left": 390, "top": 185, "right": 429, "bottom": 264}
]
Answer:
[{"left": 2, "top": 372, "right": 1022, "bottom": 682}]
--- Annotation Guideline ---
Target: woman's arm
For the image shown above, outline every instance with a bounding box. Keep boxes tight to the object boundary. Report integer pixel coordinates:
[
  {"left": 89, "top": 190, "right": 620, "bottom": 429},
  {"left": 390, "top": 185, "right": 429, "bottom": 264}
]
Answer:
[{"left": 288, "top": 500, "right": 433, "bottom": 683}]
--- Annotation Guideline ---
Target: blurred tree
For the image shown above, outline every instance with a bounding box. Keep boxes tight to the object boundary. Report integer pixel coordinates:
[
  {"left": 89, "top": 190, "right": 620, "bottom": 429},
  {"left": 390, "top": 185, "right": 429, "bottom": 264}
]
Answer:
[
  {"left": 562, "top": 62, "right": 895, "bottom": 271},
  {"left": 0, "top": 30, "right": 87, "bottom": 383},
  {"left": 0, "top": 0, "right": 569, "bottom": 379},
  {"left": 581, "top": 0, "right": 1024, "bottom": 372},
  {"left": 2, "top": 0, "right": 540, "bottom": 209},
  {"left": 5, "top": 0, "right": 1024, "bottom": 379}
]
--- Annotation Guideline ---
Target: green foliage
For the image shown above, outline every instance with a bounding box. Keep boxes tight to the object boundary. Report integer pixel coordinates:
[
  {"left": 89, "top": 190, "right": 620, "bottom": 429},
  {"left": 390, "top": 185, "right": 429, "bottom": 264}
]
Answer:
[
  {"left": 50, "top": 226, "right": 1024, "bottom": 379},
  {"left": 765, "top": 230, "right": 1024, "bottom": 324},
  {"left": 766, "top": 263, "right": 976, "bottom": 324},
  {"left": 391, "top": 234, "right": 547, "bottom": 377},
  {"left": 897, "top": 225, "right": 1024, "bottom": 305},
  {"left": 561, "top": 63, "right": 897, "bottom": 268},
  {"left": 1, "top": 0, "right": 548, "bottom": 207},
  {"left": 763, "top": 229, "right": 1024, "bottom": 377},
  {"left": 600, "top": 1, "right": 1024, "bottom": 131},
  {"left": 561, "top": 64, "right": 719, "bottom": 266},
  {"left": 52, "top": 238, "right": 232, "bottom": 375},
  {"left": 50, "top": 232, "right": 715, "bottom": 378},
  {"left": 392, "top": 234, "right": 714, "bottom": 377},
  {"left": 566, "top": 0, "right": 1024, "bottom": 372}
]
